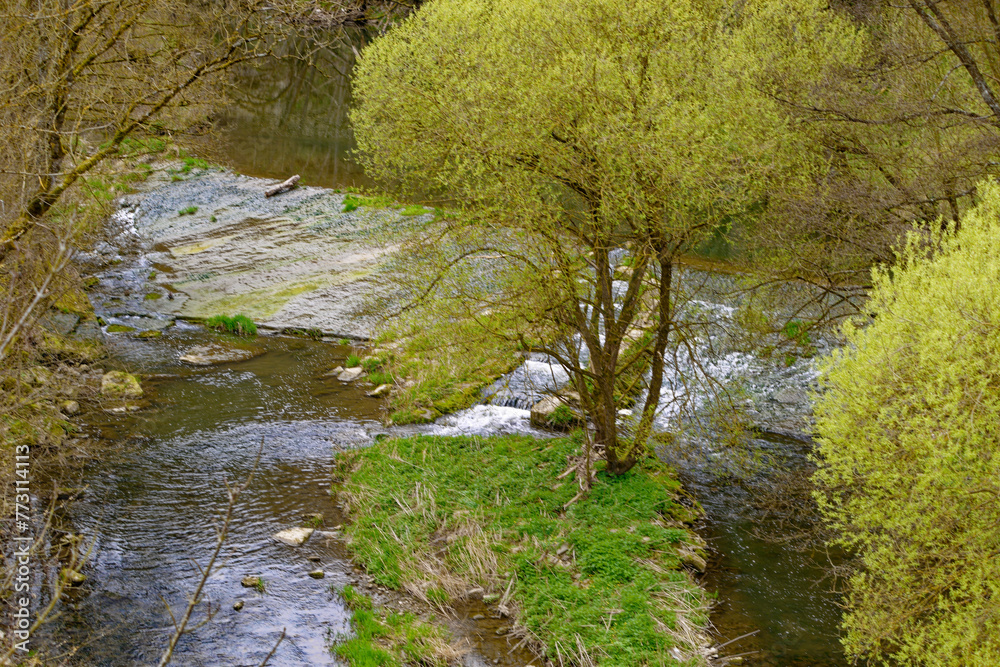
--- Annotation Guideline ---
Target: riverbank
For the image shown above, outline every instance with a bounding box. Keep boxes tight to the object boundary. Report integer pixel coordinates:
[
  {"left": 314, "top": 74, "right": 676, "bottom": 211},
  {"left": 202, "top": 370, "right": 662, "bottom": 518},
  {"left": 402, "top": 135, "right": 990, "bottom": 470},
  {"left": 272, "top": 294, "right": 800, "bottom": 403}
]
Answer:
[{"left": 331, "top": 433, "right": 716, "bottom": 666}]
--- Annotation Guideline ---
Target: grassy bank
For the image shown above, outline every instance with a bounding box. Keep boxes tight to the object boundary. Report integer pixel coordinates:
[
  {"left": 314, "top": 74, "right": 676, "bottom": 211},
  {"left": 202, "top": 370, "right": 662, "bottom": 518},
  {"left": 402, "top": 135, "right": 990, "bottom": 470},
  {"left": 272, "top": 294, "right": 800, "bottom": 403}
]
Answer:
[
  {"left": 332, "top": 585, "right": 462, "bottom": 667},
  {"left": 332, "top": 434, "right": 712, "bottom": 666}
]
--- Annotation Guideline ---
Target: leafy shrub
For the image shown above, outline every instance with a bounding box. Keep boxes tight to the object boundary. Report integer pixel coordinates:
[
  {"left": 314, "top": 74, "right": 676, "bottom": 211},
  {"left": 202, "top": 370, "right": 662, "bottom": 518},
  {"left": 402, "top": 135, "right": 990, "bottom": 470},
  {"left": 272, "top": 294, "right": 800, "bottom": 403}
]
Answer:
[{"left": 814, "top": 181, "right": 1000, "bottom": 665}]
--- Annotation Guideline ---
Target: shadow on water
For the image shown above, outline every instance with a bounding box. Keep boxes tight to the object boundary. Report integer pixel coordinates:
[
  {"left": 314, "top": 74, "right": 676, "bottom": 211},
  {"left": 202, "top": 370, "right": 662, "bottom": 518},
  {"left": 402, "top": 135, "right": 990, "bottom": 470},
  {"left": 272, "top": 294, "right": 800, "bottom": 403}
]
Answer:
[{"left": 684, "top": 433, "right": 849, "bottom": 666}]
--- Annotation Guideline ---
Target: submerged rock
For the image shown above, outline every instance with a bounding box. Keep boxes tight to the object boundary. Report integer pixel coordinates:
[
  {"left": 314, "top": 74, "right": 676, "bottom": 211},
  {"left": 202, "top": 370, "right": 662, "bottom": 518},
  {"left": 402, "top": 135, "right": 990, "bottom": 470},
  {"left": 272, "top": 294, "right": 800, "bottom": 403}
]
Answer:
[
  {"left": 100, "top": 371, "right": 143, "bottom": 398},
  {"left": 62, "top": 569, "right": 86, "bottom": 585},
  {"left": 179, "top": 342, "right": 265, "bottom": 366},
  {"left": 273, "top": 526, "right": 314, "bottom": 546}
]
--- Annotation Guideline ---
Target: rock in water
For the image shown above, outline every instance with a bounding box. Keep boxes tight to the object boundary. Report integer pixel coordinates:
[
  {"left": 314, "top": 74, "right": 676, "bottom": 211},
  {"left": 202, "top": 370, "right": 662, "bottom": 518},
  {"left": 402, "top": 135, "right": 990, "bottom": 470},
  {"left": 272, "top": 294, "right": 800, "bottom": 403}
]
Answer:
[
  {"left": 233, "top": 600, "right": 245, "bottom": 611},
  {"left": 100, "top": 371, "right": 143, "bottom": 398},
  {"left": 366, "top": 384, "right": 391, "bottom": 397},
  {"left": 273, "top": 526, "right": 314, "bottom": 546},
  {"left": 308, "top": 569, "right": 325, "bottom": 579},
  {"left": 179, "top": 342, "right": 265, "bottom": 366},
  {"left": 337, "top": 367, "right": 364, "bottom": 382}
]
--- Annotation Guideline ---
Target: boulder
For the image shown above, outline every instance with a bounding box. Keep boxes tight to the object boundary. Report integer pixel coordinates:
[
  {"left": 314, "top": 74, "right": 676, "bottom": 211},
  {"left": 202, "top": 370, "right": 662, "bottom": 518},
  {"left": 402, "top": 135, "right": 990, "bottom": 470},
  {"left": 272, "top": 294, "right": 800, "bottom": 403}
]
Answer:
[
  {"left": 530, "top": 394, "right": 583, "bottom": 429},
  {"left": 61, "top": 400, "right": 80, "bottom": 416},
  {"left": 337, "top": 367, "right": 364, "bottom": 382},
  {"left": 41, "top": 310, "right": 80, "bottom": 336},
  {"left": 273, "top": 526, "right": 314, "bottom": 546},
  {"left": 100, "top": 371, "right": 143, "bottom": 398},
  {"left": 179, "top": 342, "right": 265, "bottom": 366}
]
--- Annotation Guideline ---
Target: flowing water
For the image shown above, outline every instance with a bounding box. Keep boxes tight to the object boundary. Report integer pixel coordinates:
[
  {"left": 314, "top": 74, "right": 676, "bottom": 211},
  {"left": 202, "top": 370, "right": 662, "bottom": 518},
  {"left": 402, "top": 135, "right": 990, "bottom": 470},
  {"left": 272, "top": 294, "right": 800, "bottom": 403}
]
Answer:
[
  {"left": 49, "top": 28, "right": 852, "bottom": 665},
  {"left": 43, "top": 326, "right": 541, "bottom": 665}
]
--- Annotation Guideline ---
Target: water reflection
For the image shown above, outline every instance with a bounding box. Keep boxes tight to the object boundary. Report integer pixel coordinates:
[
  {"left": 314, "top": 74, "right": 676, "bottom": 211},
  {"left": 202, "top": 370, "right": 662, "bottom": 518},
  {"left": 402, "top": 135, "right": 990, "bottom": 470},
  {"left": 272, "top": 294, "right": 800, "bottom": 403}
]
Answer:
[{"left": 205, "top": 30, "right": 373, "bottom": 190}]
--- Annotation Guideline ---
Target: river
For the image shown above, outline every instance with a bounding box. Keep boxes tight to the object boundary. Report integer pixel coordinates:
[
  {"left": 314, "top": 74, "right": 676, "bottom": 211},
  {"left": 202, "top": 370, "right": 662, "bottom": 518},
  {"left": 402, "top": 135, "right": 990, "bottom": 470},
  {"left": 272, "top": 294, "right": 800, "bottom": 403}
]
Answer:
[{"left": 44, "top": 28, "right": 848, "bottom": 666}]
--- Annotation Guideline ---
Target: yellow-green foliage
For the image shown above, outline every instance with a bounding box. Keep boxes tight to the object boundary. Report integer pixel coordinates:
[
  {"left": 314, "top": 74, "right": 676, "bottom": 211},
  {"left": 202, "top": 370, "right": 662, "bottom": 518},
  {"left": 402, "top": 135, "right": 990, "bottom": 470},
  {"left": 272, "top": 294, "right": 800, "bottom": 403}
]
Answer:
[
  {"left": 813, "top": 181, "right": 1000, "bottom": 666},
  {"left": 352, "top": 0, "right": 863, "bottom": 468}
]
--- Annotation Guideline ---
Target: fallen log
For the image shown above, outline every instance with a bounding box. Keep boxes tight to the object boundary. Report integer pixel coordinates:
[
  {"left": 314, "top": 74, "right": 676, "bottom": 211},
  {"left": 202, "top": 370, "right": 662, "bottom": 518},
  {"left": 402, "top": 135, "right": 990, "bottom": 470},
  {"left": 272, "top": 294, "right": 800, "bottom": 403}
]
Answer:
[{"left": 265, "top": 174, "right": 300, "bottom": 197}]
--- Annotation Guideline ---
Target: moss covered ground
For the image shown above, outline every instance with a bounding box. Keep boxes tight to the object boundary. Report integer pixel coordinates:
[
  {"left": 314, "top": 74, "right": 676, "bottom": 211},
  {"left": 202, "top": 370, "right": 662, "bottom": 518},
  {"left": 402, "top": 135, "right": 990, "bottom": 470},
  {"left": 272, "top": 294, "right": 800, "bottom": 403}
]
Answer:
[{"left": 333, "top": 434, "right": 711, "bottom": 666}]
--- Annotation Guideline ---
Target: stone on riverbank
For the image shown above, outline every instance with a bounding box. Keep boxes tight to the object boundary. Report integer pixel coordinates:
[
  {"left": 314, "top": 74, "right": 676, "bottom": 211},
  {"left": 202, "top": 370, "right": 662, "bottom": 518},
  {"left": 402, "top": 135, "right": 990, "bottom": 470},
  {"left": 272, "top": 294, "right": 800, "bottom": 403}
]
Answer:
[
  {"left": 179, "top": 342, "right": 265, "bottom": 366},
  {"left": 529, "top": 394, "right": 582, "bottom": 429},
  {"left": 337, "top": 367, "right": 364, "bottom": 382},
  {"left": 273, "top": 526, "right": 314, "bottom": 546},
  {"left": 367, "top": 384, "right": 391, "bottom": 398},
  {"left": 100, "top": 371, "right": 143, "bottom": 398}
]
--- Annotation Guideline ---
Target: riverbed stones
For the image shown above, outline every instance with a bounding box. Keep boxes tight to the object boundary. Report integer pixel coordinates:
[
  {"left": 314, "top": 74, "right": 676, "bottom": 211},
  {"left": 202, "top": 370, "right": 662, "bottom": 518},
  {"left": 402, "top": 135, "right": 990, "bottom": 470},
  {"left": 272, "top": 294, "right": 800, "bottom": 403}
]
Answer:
[
  {"left": 307, "top": 569, "right": 325, "bottom": 579},
  {"left": 241, "top": 575, "right": 263, "bottom": 588},
  {"left": 179, "top": 342, "right": 265, "bottom": 366},
  {"left": 273, "top": 526, "right": 314, "bottom": 546},
  {"left": 337, "top": 367, "right": 364, "bottom": 382},
  {"left": 114, "top": 170, "right": 409, "bottom": 337},
  {"left": 61, "top": 400, "right": 80, "bottom": 415},
  {"left": 100, "top": 371, "right": 143, "bottom": 398}
]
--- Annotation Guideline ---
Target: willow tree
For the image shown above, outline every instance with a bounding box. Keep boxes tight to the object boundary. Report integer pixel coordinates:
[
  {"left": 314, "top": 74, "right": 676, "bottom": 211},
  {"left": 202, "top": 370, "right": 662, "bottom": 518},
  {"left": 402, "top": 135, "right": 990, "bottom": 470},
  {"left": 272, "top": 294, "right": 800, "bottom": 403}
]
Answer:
[
  {"left": 812, "top": 181, "right": 1000, "bottom": 665},
  {"left": 352, "top": 0, "right": 861, "bottom": 474}
]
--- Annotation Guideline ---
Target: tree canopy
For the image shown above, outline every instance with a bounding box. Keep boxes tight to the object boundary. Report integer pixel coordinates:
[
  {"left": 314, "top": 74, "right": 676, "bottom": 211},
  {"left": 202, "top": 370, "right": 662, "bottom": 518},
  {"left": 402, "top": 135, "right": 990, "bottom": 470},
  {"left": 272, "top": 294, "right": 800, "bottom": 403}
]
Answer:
[
  {"left": 813, "top": 180, "right": 1000, "bottom": 665},
  {"left": 352, "top": 0, "right": 862, "bottom": 473}
]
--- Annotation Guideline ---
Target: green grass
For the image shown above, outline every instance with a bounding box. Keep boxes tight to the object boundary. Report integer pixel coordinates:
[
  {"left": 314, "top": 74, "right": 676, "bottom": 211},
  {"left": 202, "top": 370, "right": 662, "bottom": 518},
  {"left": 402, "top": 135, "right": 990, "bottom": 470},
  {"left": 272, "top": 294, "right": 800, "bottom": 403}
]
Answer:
[
  {"left": 346, "top": 353, "right": 361, "bottom": 368},
  {"left": 377, "top": 316, "right": 522, "bottom": 424},
  {"left": 178, "top": 206, "right": 198, "bottom": 216},
  {"left": 333, "top": 434, "right": 709, "bottom": 666},
  {"left": 179, "top": 157, "right": 209, "bottom": 173},
  {"left": 368, "top": 370, "right": 395, "bottom": 386},
  {"left": 342, "top": 193, "right": 394, "bottom": 213},
  {"left": 331, "top": 586, "right": 454, "bottom": 666},
  {"left": 205, "top": 313, "right": 257, "bottom": 337},
  {"left": 400, "top": 204, "right": 431, "bottom": 216}
]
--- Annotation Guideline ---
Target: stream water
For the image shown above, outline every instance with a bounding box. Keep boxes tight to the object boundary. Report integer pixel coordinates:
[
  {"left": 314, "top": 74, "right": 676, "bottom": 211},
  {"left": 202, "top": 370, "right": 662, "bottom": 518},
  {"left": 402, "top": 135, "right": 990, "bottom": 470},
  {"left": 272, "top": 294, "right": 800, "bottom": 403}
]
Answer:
[{"left": 45, "top": 28, "right": 851, "bottom": 666}]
